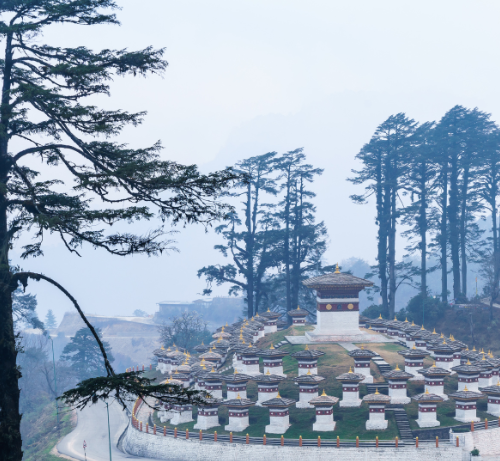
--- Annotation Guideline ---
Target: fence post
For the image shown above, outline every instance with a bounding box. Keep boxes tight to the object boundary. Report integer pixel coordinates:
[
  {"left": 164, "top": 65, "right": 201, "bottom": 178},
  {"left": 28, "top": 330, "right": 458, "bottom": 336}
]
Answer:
[
  {"left": 142, "top": 365, "right": 145, "bottom": 371},
  {"left": 263, "top": 434, "right": 266, "bottom": 445},
  {"left": 299, "top": 435, "right": 302, "bottom": 447},
  {"left": 140, "top": 421, "right": 143, "bottom": 432},
  {"left": 318, "top": 436, "right": 321, "bottom": 447},
  {"left": 246, "top": 434, "right": 249, "bottom": 444},
  {"left": 376, "top": 436, "right": 378, "bottom": 448},
  {"left": 485, "top": 418, "right": 488, "bottom": 429},
  {"left": 337, "top": 435, "right": 340, "bottom": 448},
  {"left": 146, "top": 423, "right": 148, "bottom": 433},
  {"left": 230, "top": 432, "right": 233, "bottom": 443},
  {"left": 356, "top": 436, "right": 359, "bottom": 448},
  {"left": 154, "top": 424, "right": 156, "bottom": 435},
  {"left": 214, "top": 431, "right": 217, "bottom": 442},
  {"left": 199, "top": 430, "right": 202, "bottom": 440},
  {"left": 416, "top": 436, "right": 419, "bottom": 448},
  {"left": 456, "top": 436, "right": 459, "bottom": 447},
  {"left": 471, "top": 421, "right": 475, "bottom": 432},
  {"left": 174, "top": 427, "right": 177, "bottom": 438},
  {"left": 163, "top": 426, "right": 166, "bottom": 436},
  {"left": 185, "top": 429, "right": 189, "bottom": 439},
  {"left": 395, "top": 436, "right": 398, "bottom": 448},
  {"left": 436, "top": 436, "right": 439, "bottom": 448},
  {"left": 281, "top": 435, "right": 284, "bottom": 446}
]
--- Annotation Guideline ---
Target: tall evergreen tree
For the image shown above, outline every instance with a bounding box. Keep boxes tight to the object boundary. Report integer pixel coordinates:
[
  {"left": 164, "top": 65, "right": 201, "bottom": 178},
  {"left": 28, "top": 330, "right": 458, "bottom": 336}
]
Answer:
[
  {"left": 0, "top": 3, "right": 233, "bottom": 458},
  {"left": 401, "top": 122, "right": 437, "bottom": 297},
  {"left": 350, "top": 113, "right": 417, "bottom": 317},
  {"left": 61, "top": 327, "right": 114, "bottom": 381},
  {"left": 198, "top": 152, "right": 278, "bottom": 318},
  {"left": 44, "top": 309, "right": 57, "bottom": 329}
]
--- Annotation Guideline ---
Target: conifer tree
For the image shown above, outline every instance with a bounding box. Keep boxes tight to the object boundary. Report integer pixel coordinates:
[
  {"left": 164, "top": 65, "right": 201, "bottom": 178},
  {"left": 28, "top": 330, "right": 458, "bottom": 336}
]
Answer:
[
  {"left": 0, "top": 2, "right": 233, "bottom": 459},
  {"left": 44, "top": 309, "right": 57, "bottom": 329}
]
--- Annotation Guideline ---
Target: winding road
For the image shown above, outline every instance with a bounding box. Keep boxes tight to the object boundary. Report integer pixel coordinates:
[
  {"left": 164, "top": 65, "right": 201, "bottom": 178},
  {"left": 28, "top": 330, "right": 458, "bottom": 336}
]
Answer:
[{"left": 57, "top": 400, "right": 156, "bottom": 461}]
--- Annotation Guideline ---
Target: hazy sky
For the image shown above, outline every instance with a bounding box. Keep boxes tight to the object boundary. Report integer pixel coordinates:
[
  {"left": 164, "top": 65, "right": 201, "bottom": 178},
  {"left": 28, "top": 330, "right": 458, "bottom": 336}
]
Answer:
[{"left": 11, "top": 1, "right": 500, "bottom": 323}]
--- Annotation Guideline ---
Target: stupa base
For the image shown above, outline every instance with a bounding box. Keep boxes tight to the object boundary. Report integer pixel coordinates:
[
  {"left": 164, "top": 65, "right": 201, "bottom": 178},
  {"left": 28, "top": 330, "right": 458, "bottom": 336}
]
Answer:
[
  {"left": 416, "top": 419, "right": 440, "bottom": 428},
  {"left": 361, "top": 375, "right": 374, "bottom": 384},
  {"left": 193, "top": 419, "right": 219, "bottom": 430},
  {"left": 339, "top": 399, "right": 362, "bottom": 408},
  {"left": 366, "top": 420, "right": 388, "bottom": 430},
  {"left": 265, "top": 423, "right": 290, "bottom": 434},
  {"left": 454, "top": 416, "right": 480, "bottom": 423},
  {"left": 224, "top": 423, "right": 249, "bottom": 433},
  {"left": 409, "top": 375, "right": 425, "bottom": 382},
  {"left": 313, "top": 422, "right": 336, "bottom": 432}
]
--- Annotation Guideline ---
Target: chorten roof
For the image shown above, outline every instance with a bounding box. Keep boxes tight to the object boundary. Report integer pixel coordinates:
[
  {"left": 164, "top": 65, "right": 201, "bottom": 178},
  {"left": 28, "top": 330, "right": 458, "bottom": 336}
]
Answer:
[
  {"left": 382, "top": 366, "right": 413, "bottom": 380},
  {"left": 449, "top": 388, "right": 484, "bottom": 401},
  {"left": 194, "top": 344, "right": 210, "bottom": 353},
  {"left": 212, "top": 331, "right": 232, "bottom": 339},
  {"left": 199, "top": 351, "right": 223, "bottom": 360},
  {"left": 451, "top": 363, "right": 482, "bottom": 374},
  {"left": 303, "top": 267, "right": 373, "bottom": 289},
  {"left": 363, "top": 390, "right": 391, "bottom": 404},
  {"left": 290, "top": 346, "right": 326, "bottom": 359},
  {"left": 222, "top": 372, "right": 254, "bottom": 383},
  {"left": 479, "top": 383, "right": 500, "bottom": 395},
  {"left": 223, "top": 397, "right": 256, "bottom": 408},
  {"left": 412, "top": 390, "right": 445, "bottom": 403},
  {"left": 294, "top": 373, "right": 326, "bottom": 384},
  {"left": 198, "top": 398, "right": 223, "bottom": 407},
  {"left": 309, "top": 391, "right": 339, "bottom": 406},
  {"left": 287, "top": 306, "right": 309, "bottom": 317},
  {"left": 256, "top": 346, "right": 289, "bottom": 358},
  {"left": 259, "top": 309, "right": 281, "bottom": 320},
  {"left": 336, "top": 368, "right": 366, "bottom": 382},
  {"left": 261, "top": 395, "right": 296, "bottom": 407},
  {"left": 348, "top": 347, "right": 377, "bottom": 358},
  {"left": 253, "top": 373, "right": 287, "bottom": 383},
  {"left": 398, "top": 347, "right": 431, "bottom": 358},
  {"left": 417, "top": 365, "right": 451, "bottom": 377}
]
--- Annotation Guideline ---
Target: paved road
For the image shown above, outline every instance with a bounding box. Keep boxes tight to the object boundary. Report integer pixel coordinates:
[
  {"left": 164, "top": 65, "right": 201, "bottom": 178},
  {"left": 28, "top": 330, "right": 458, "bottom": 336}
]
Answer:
[{"left": 57, "top": 400, "right": 153, "bottom": 461}]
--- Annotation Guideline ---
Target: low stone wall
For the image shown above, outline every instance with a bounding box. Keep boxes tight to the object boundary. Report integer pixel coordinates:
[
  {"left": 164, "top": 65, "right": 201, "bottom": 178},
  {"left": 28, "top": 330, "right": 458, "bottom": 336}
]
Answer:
[
  {"left": 123, "top": 423, "right": 466, "bottom": 461},
  {"left": 459, "top": 426, "right": 500, "bottom": 457}
]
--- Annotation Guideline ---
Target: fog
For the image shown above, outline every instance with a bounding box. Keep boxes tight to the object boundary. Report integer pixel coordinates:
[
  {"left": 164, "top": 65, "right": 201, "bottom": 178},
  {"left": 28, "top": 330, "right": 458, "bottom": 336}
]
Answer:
[{"left": 11, "top": 0, "right": 500, "bottom": 323}]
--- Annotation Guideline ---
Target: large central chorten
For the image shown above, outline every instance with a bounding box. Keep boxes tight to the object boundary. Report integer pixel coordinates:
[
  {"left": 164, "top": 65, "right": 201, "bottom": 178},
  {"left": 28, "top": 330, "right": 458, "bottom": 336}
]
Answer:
[{"left": 302, "top": 265, "right": 373, "bottom": 342}]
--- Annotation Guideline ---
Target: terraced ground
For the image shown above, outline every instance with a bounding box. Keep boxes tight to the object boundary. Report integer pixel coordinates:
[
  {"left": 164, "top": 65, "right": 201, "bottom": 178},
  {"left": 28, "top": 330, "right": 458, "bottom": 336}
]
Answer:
[{"left": 147, "top": 325, "right": 492, "bottom": 440}]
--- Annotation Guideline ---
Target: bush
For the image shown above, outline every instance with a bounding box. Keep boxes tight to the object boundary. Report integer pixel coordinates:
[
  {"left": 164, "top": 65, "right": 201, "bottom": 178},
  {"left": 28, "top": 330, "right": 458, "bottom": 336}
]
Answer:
[
  {"left": 362, "top": 304, "right": 389, "bottom": 319},
  {"left": 398, "top": 294, "right": 448, "bottom": 326},
  {"left": 471, "top": 447, "right": 480, "bottom": 456}
]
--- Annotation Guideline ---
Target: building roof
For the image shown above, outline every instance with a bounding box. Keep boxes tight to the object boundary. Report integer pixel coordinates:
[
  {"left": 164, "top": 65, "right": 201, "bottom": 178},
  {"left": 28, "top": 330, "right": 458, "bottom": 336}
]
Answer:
[
  {"left": 398, "top": 347, "right": 431, "bottom": 358},
  {"left": 256, "top": 346, "right": 289, "bottom": 358},
  {"left": 223, "top": 397, "right": 256, "bottom": 408},
  {"left": 449, "top": 388, "right": 484, "bottom": 401},
  {"left": 479, "top": 383, "right": 500, "bottom": 395},
  {"left": 382, "top": 367, "right": 413, "bottom": 380},
  {"left": 411, "top": 391, "right": 445, "bottom": 403},
  {"left": 294, "top": 373, "right": 326, "bottom": 384},
  {"left": 199, "top": 351, "right": 223, "bottom": 360},
  {"left": 222, "top": 372, "right": 254, "bottom": 383},
  {"left": 336, "top": 369, "right": 366, "bottom": 382},
  {"left": 309, "top": 391, "right": 339, "bottom": 406},
  {"left": 451, "top": 363, "right": 482, "bottom": 374},
  {"left": 348, "top": 347, "right": 377, "bottom": 358},
  {"left": 287, "top": 307, "right": 309, "bottom": 317},
  {"left": 253, "top": 373, "right": 287, "bottom": 383},
  {"left": 261, "top": 395, "right": 296, "bottom": 407},
  {"left": 290, "top": 346, "right": 326, "bottom": 359},
  {"left": 302, "top": 268, "right": 373, "bottom": 289},
  {"left": 362, "top": 391, "right": 391, "bottom": 404},
  {"left": 259, "top": 309, "right": 282, "bottom": 320},
  {"left": 417, "top": 365, "right": 451, "bottom": 377}
]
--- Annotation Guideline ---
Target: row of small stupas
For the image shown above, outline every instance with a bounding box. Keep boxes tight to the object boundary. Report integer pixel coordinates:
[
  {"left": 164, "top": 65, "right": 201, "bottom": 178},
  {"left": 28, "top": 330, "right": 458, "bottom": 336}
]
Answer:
[{"left": 150, "top": 308, "right": 500, "bottom": 434}]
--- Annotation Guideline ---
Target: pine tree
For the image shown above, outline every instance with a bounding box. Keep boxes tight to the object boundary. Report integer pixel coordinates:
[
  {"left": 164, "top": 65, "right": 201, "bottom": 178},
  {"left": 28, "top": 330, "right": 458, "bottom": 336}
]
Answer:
[
  {"left": 44, "top": 309, "right": 57, "bottom": 329},
  {"left": 0, "top": 3, "right": 233, "bottom": 458},
  {"left": 61, "top": 327, "right": 114, "bottom": 381}
]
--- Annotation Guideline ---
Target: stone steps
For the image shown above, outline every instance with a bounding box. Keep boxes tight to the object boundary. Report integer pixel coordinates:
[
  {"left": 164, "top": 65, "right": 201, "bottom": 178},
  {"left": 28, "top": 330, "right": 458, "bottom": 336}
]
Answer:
[{"left": 390, "top": 406, "right": 414, "bottom": 441}]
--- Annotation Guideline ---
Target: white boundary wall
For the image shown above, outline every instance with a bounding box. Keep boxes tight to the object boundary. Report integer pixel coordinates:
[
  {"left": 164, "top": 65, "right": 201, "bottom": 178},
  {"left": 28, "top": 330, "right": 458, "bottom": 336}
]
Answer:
[{"left": 123, "top": 423, "right": 466, "bottom": 461}]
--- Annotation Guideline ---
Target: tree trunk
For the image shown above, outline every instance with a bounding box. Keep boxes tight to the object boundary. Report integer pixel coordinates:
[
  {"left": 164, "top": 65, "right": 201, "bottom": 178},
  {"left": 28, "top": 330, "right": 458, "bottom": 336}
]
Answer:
[
  {"left": 419, "top": 162, "right": 428, "bottom": 297},
  {"left": 376, "top": 153, "right": 389, "bottom": 311},
  {"left": 460, "top": 167, "right": 469, "bottom": 298},
  {"left": 440, "top": 164, "right": 449, "bottom": 303},
  {"left": 245, "top": 182, "right": 254, "bottom": 319},
  {"left": 283, "top": 167, "right": 292, "bottom": 314},
  {"left": 0, "top": 30, "right": 23, "bottom": 461},
  {"left": 388, "top": 181, "right": 397, "bottom": 318},
  {"left": 449, "top": 153, "right": 461, "bottom": 300}
]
